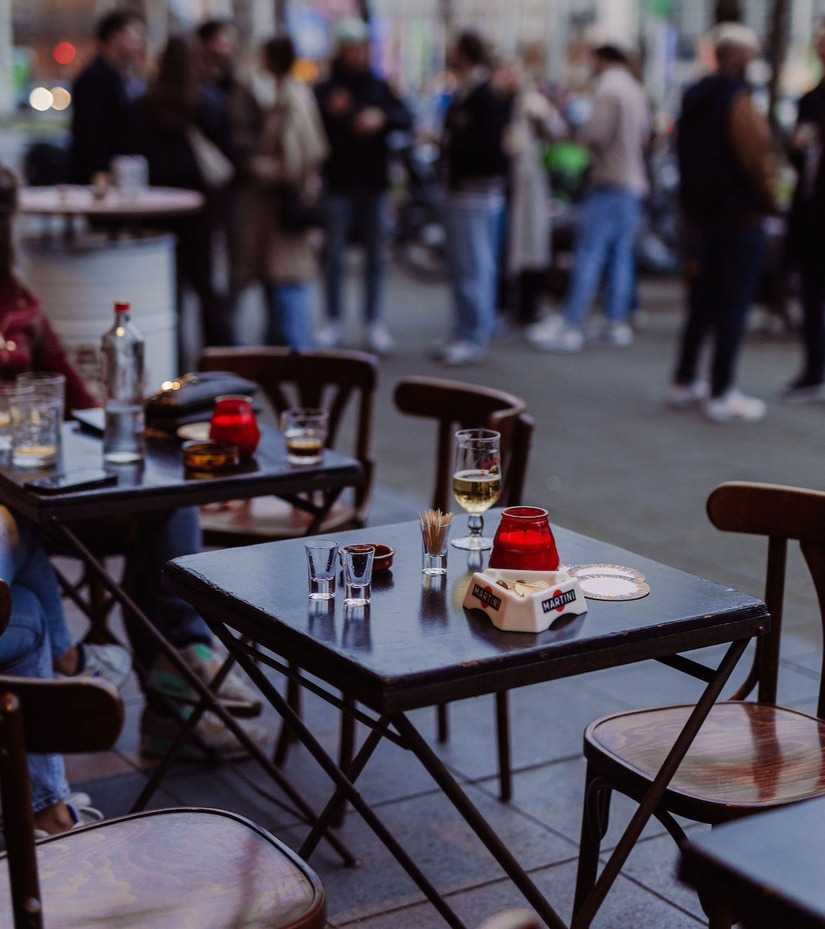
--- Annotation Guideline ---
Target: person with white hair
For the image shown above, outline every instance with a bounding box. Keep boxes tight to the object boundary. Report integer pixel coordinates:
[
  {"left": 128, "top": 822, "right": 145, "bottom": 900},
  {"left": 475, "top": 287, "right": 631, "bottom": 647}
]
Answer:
[{"left": 668, "top": 23, "right": 779, "bottom": 423}]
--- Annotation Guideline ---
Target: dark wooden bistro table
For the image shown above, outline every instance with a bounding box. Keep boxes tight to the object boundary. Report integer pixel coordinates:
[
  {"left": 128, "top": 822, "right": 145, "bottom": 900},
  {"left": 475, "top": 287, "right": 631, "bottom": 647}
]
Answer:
[
  {"left": 679, "top": 797, "right": 825, "bottom": 929},
  {"left": 164, "top": 513, "right": 769, "bottom": 929},
  {"left": 0, "top": 422, "right": 364, "bottom": 847}
]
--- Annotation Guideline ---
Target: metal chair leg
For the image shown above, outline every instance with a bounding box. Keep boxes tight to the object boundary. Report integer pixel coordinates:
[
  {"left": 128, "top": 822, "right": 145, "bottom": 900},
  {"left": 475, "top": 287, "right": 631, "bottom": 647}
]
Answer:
[{"left": 572, "top": 765, "right": 613, "bottom": 919}]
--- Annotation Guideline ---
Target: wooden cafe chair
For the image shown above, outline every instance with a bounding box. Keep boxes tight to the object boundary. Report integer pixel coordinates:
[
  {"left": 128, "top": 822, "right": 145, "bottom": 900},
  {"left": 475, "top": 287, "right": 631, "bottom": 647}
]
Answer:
[
  {"left": 198, "top": 346, "right": 378, "bottom": 547},
  {"left": 393, "top": 375, "right": 535, "bottom": 802},
  {"left": 572, "top": 481, "right": 825, "bottom": 929},
  {"left": 0, "top": 657, "right": 326, "bottom": 928}
]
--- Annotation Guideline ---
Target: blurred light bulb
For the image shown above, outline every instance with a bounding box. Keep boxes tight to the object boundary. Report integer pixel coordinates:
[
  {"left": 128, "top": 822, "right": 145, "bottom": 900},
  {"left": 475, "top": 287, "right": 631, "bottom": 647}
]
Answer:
[{"left": 29, "top": 87, "right": 53, "bottom": 112}]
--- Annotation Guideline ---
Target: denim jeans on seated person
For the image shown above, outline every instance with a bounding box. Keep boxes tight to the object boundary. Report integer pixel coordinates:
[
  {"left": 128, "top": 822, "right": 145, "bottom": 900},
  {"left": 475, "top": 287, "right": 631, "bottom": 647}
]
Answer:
[
  {"left": 562, "top": 186, "right": 643, "bottom": 327},
  {"left": 0, "top": 507, "right": 71, "bottom": 813},
  {"left": 124, "top": 507, "right": 212, "bottom": 678}
]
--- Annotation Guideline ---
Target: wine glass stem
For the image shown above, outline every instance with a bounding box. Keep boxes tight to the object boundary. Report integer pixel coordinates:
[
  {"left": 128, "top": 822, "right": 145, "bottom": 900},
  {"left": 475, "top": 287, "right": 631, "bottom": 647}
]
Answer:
[{"left": 468, "top": 514, "right": 483, "bottom": 538}]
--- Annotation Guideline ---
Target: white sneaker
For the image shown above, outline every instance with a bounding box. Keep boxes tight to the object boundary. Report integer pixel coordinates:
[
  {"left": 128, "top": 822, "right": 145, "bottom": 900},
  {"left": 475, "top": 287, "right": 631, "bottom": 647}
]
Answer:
[
  {"left": 57, "top": 642, "right": 132, "bottom": 690},
  {"left": 440, "top": 340, "right": 487, "bottom": 366},
  {"left": 314, "top": 321, "right": 342, "bottom": 349},
  {"left": 146, "top": 643, "right": 263, "bottom": 718},
  {"left": 366, "top": 321, "right": 396, "bottom": 356},
  {"left": 704, "top": 390, "right": 766, "bottom": 423},
  {"left": 667, "top": 381, "right": 710, "bottom": 410},
  {"left": 605, "top": 322, "right": 634, "bottom": 347},
  {"left": 525, "top": 313, "right": 564, "bottom": 343},
  {"left": 528, "top": 316, "right": 584, "bottom": 353},
  {"left": 34, "top": 792, "right": 104, "bottom": 839}
]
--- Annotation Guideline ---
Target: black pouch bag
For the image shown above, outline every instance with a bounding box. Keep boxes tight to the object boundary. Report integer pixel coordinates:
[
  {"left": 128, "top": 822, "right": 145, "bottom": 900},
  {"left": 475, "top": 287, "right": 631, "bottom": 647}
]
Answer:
[{"left": 145, "top": 371, "right": 259, "bottom": 431}]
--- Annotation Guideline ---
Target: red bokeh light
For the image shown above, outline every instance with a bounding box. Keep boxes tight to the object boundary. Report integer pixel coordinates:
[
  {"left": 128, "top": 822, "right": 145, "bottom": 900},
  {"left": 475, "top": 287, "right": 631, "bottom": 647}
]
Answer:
[{"left": 53, "top": 42, "right": 76, "bottom": 66}]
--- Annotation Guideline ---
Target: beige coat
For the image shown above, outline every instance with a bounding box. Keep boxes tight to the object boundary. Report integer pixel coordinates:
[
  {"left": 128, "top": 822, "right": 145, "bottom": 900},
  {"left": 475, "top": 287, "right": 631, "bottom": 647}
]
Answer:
[{"left": 240, "top": 77, "right": 329, "bottom": 284}]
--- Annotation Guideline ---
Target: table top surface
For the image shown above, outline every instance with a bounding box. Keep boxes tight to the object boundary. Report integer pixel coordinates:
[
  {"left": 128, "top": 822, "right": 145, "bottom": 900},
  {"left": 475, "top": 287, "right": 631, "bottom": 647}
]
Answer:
[
  {"left": 0, "top": 422, "right": 364, "bottom": 524},
  {"left": 680, "top": 798, "right": 825, "bottom": 929},
  {"left": 166, "top": 516, "right": 768, "bottom": 714},
  {"left": 19, "top": 185, "right": 205, "bottom": 218}
]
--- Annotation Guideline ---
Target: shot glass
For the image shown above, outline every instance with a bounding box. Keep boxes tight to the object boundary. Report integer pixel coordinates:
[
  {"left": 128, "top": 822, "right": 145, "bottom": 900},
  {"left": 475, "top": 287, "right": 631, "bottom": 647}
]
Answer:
[
  {"left": 305, "top": 539, "right": 338, "bottom": 601},
  {"left": 16, "top": 372, "right": 67, "bottom": 422},
  {"left": 10, "top": 390, "right": 61, "bottom": 468},
  {"left": 341, "top": 544, "right": 375, "bottom": 606},
  {"left": 280, "top": 407, "right": 328, "bottom": 467},
  {"left": 421, "top": 521, "right": 450, "bottom": 576}
]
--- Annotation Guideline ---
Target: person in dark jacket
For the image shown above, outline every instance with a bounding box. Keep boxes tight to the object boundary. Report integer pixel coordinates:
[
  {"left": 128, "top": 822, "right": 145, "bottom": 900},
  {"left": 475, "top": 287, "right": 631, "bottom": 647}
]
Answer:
[
  {"left": 70, "top": 10, "right": 146, "bottom": 184},
  {"left": 668, "top": 23, "right": 778, "bottom": 423},
  {"left": 314, "top": 17, "right": 413, "bottom": 355},
  {"left": 435, "top": 30, "right": 511, "bottom": 366},
  {"left": 784, "top": 18, "right": 825, "bottom": 402},
  {"left": 129, "top": 35, "right": 233, "bottom": 359}
]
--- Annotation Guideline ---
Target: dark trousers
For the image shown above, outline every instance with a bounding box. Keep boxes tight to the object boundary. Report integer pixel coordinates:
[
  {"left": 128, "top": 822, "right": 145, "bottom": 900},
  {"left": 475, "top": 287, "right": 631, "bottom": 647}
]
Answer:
[
  {"left": 797, "top": 248, "right": 825, "bottom": 383},
  {"left": 674, "top": 224, "right": 768, "bottom": 398}
]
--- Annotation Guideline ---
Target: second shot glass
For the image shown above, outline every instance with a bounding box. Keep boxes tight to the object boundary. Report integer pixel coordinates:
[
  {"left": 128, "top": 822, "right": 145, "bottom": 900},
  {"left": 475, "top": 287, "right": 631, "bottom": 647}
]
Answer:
[{"left": 341, "top": 544, "right": 375, "bottom": 606}]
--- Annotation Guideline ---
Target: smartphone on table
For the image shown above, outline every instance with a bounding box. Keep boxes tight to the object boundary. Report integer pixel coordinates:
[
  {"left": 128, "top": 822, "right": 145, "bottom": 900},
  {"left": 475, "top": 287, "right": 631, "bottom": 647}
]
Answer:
[{"left": 24, "top": 469, "right": 118, "bottom": 494}]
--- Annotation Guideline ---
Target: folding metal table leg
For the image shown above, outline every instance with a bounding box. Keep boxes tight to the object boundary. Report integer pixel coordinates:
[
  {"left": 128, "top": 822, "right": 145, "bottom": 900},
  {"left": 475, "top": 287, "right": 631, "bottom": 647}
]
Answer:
[
  {"left": 47, "top": 520, "right": 356, "bottom": 866},
  {"left": 209, "top": 629, "right": 474, "bottom": 929}
]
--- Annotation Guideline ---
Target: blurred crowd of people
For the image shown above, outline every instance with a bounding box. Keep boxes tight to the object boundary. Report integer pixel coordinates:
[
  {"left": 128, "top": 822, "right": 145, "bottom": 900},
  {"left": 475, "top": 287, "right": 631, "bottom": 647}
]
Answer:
[{"left": 62, "top": 8, "right": 825, "bottom": 423}]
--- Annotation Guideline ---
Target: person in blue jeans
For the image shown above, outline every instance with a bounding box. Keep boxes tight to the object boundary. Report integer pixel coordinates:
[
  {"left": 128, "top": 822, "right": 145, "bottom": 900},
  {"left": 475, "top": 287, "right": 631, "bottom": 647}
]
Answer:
[
  {"left": 436, "top": 30, "right": 510, "bottom": 367},
  {"left": 0, "top": 507, "right": 132, "bottom": 835},
  {"left": 528, "top": 45, "right": 649, "bottom": 354},
  {"left": 242, "top": 36, "right": 328, "bottom": 351}
]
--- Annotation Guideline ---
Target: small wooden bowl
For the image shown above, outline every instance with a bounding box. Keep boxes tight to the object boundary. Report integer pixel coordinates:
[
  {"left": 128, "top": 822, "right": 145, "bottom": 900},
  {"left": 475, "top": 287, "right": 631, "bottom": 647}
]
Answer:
[{"left": 366, "top": 543, "right": 395, "bottom": 572}]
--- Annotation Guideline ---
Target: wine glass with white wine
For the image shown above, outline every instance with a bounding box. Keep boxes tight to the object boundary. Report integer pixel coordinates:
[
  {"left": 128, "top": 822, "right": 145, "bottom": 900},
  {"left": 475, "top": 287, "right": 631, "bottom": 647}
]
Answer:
[{"left": 451, "top": 428, "right": 501, "bottom": 550}]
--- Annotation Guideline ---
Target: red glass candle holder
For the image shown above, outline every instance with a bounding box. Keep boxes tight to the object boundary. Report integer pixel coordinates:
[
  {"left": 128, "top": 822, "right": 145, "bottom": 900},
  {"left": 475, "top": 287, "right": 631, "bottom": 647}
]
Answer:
[
  {"left": 489, "top": 506, "right": 560, "bottom": 571},
  {"left": 209, "top": 394, "right": 260, "bottom": 457}
]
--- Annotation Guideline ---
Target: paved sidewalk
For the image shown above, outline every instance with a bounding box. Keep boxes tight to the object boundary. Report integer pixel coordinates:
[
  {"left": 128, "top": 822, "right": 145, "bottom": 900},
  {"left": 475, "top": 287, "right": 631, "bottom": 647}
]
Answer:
[{"left": 67, "top": 266, "right": 823, "bottom": 928}]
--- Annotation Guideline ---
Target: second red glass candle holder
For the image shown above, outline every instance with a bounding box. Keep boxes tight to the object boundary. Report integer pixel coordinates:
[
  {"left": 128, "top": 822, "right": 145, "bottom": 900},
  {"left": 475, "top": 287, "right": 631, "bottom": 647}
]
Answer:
[{"left": 209, "top": 394, "right": 260, "bottom": 457}]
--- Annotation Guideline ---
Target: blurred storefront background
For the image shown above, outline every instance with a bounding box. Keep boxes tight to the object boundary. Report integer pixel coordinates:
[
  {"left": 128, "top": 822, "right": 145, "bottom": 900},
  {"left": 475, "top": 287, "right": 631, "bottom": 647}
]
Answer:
[{"left": 1, "top": 0, "right": 824, "bottom": 126}]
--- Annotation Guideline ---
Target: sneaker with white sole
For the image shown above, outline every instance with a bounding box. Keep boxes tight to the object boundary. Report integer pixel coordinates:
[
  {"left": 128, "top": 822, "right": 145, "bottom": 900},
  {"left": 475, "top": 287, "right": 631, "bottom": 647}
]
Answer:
[
  {"left": 314, "top": 321, "right": 342, "bottom": 349},
  {"left": 667, "top": 380, "right": 710, "bottom": 410},
  {"left": 440, "top": 340, "right": 487, "bottom": 366},
  {"left": 605, "top": 321, "right": 634, "bottom": 347},
  {"left": 527, "top": 315, "right": 584, "bottom": 353},
  {"left": 704, "top": 389, "right": 766, "bottom": 423},
  {"left": 34, "top": 792, "right": 104, "bottom": 839},
  {"left": 139, "top": 706, "right": 268, "bottom": 761},
  {"left": 145, "top": 643, "right": 262, "bottom": 718},
  {"left": 366, "top": 321, "right": 396, "bottom": 356},
  {"left": 56, "top": 642, "right": 132, "bottom": 690}
]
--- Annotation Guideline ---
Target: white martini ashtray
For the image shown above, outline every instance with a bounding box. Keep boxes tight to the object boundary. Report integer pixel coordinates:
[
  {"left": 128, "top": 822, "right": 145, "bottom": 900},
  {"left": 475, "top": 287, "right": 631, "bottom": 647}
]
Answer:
[{"left": 463, "top": 568, "right": 587, "bottom": 633}]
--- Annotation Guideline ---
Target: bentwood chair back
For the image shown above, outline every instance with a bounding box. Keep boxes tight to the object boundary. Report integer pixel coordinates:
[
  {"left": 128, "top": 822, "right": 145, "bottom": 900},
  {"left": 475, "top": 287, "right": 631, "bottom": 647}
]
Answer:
[
  {"left": 393, "top": 375, "right": 532, "bottom": 514},
  {"left": 198, "top": 346, "right": 378, "bottom": 546},
  {"left": 573, "top": 481, "right": 825, "bottom": 929},
  {"left": 393, "top": 376, "right": 535, "bottom": 802},
  {"left": 0, "top": 668, "right": 326, "bottom": 928}
]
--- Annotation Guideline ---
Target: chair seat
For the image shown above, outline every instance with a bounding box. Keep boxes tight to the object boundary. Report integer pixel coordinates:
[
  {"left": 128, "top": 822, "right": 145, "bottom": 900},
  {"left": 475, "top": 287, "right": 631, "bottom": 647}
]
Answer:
[
  {"left": 586, "top": 701, "right": 825, "bottom": 816},
  {"left": 0, "top": 808, "right": 325, "bottom": 929},
  {"left": 200, "top": 495, "right": 359, "bottom": 544}
]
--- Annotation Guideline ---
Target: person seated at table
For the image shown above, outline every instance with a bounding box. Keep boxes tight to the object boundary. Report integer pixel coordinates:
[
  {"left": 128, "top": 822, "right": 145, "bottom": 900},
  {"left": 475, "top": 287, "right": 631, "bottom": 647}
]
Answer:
[
  {"left": 0, "top": 505, "right": 132, "bottom": 834},
  {"left": 0, "top": 164, "right": 266, "bottom": 759}
]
